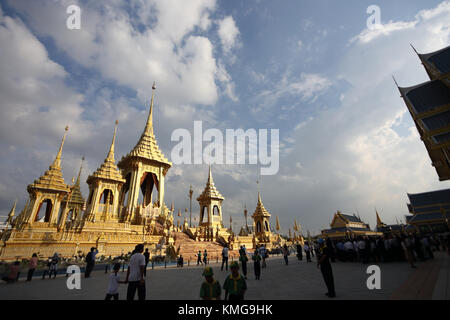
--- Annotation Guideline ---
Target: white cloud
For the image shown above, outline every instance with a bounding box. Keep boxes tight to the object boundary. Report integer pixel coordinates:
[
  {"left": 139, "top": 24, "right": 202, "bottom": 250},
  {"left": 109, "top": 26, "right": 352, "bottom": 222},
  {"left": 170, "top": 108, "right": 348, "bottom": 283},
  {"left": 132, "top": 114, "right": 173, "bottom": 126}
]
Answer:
[{"left": 217, "top": 15, "right": 240, "bottom": 54}]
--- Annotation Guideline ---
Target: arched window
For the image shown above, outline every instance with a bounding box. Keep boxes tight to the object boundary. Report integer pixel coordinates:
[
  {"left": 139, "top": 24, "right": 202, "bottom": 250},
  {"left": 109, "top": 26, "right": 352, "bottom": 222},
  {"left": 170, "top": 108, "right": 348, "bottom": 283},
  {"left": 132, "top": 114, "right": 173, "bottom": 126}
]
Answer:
[
  {"left": 213, "top": 205, "right": 220, "bottom": 216},
  {"left": 121, "top": 173, "right": 132, "bottom": 206},
  {"left": 256, "top": 221, "right": 262, "bottom": 233},
  {"left": 100, "top": 189, "right": 114, "bottom": 205},
  {"left": 201, "top": 206, "right": 207, "bottom": 222},
  {"left": 35, "top": 199, "right": 52, "bottom": 223}
]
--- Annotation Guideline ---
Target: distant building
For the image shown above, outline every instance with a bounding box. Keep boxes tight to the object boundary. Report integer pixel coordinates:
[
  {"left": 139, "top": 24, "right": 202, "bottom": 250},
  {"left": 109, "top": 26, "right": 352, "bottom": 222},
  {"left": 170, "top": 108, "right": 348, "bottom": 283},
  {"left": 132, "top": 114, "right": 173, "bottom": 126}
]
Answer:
[
  {"left": 322, "top": 211, "right": 382, "bottom": 239},
  {"left": 396, "top": 45, "right": 450, "bottom": 181},
  {"left": 375, "top": 210, "right": 412, "bottom": 235},
  {"left": 406, "top": 188, "right": 450, "bottom": 233}
]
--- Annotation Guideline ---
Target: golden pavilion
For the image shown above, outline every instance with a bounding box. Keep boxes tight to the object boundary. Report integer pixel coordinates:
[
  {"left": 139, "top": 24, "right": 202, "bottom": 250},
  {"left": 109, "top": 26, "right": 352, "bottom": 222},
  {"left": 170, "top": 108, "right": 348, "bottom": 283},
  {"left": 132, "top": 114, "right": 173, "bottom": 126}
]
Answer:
[{"left": 0, "top": 84, "right": 283, "bottom": 261}]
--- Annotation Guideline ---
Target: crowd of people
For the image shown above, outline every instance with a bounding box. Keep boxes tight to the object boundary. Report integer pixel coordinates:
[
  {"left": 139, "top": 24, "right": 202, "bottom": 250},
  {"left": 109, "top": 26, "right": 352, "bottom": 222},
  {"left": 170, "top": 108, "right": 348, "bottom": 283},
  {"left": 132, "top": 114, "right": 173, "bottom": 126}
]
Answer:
[{"left": 1, "top": 232, "right": 449, "bottom": 300}]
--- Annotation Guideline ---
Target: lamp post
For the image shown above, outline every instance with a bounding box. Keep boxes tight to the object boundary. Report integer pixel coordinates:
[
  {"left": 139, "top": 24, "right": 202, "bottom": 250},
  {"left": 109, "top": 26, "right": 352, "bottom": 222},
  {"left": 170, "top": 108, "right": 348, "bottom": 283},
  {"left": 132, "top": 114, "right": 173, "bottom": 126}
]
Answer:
[{"left": 189, "top": 185, "right": 193, "bottom": 228}]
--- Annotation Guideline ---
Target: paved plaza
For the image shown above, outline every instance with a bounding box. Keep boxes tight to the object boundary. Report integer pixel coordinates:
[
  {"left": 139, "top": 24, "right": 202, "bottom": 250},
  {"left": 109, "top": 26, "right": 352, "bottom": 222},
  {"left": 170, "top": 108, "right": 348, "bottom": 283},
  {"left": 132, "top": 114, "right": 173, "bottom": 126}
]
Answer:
[{"left": 0, "top": 253, "right": 448, "bottom": 300}]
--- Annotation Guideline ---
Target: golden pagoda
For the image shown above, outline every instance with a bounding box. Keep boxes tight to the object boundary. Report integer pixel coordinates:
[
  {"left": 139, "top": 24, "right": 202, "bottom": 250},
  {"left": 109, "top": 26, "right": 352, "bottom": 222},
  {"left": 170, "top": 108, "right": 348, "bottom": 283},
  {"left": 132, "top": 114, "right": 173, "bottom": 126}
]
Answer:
[
  {"left": 0, "top": 85, "right": 175, "bottom": 261},
  {"left": 251, "top": 192, "right": 279, "bottom": 248}
]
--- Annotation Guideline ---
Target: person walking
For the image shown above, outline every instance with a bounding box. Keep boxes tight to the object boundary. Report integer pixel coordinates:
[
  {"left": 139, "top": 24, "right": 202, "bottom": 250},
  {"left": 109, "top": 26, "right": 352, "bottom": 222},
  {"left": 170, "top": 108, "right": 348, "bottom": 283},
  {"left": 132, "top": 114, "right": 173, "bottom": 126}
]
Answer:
[
  {"left": 252, "top": 250, "right": 262, "bottom": 280},
  {"left": 317, "top": 238, "right": 336, "bottom": 298},
  {"left": 200, "top": 267, "right": 221, "bottom": 300},
  {"left": 105, "top": 263, "right": 125, "bottom": 300},
  {"left": 197, "top": 251, "right": 203, "bottom": 265},
  {"left": 85, "top": 247, "right": 98, "bottom": 278},
  {"left": 49, "top": 253, "right": 59, "bottom": 279},
  {"left": 203, "top": 250, "right": 208, "bottom": 265},
  {"left": 304, "top": 242, "right": 312, "bottom": 262},
  {"left": 125, "top": 244, "right": 146, "bottom": 301},
  {"left": 260, "top": 245, "right": 267, "bottom": 268},
  {"left": 143, "top": 248, "right": 150, "bottom": 276},
  {"left": 221, "top": 245, "right": 229, "bottom": 271},
  {"left": 223, "top": 262, "right": 247, "bottom": 301},
  {"left": 239, "top": 249, "right": 248, "bottom": 279},
  {"left": 401, "top": 236, "right": 416, "bottom": 268},
  {"left": 296, "top": 242, "right": 303, "bottom": 261},
  {"left": 27, "top": 253, "right": 38, "bottom": 281},
  {"left": 283, "top": 244, "right": 289, "bottom": 265}
]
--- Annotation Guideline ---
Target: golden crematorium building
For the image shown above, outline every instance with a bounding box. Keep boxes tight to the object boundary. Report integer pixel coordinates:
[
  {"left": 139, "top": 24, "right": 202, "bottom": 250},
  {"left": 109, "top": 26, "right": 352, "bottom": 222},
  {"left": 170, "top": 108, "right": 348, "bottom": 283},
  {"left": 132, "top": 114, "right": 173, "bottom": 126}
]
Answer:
[
  {"left": 0, "top": 86, "right": 284, "bottom": 261},
  {"left": 0, "top": 87, "right": 175, "bottom": 260},
  {"left": 322, "top": 211, "right": 382, "bottom": 239},
  {"left": 405, "top": 188, "right": 450, "bottom": 234},
  {"left": 396, "top": 45, "right": 450, "bottom": 181}
]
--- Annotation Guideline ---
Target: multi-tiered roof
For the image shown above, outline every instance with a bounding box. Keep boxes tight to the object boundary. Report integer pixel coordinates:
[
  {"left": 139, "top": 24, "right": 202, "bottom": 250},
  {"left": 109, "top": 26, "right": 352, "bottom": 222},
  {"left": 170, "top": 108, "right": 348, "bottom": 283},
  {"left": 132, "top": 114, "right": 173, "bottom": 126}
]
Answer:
[
  {"left": 118, "top": 84, "right": 171, "bottom": 171},
  {"left": 27, "top": 126, "right": 71, "bottom": 194},
  {"left": 197, "top": 165, "right": 224, "bottom": 201},
  {"left": 396, "top": 45, "right": 450, "bottom": 181},
  {"left": 252, "top": 192, "right": 271, "bottom": 218},
  {"left": 87, "top": 121, "right": 125, "bottom": 184}
]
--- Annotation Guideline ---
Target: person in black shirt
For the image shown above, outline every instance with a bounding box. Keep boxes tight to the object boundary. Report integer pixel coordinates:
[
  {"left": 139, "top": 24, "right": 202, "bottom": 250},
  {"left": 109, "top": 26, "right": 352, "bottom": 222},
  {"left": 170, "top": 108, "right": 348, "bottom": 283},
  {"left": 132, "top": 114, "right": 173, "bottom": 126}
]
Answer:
[
  {"left": 317, "top": 238, "right": 336, "bottom": 298},
  {"left": 143, "top": 248, "right": 150, "bottom": 276}
]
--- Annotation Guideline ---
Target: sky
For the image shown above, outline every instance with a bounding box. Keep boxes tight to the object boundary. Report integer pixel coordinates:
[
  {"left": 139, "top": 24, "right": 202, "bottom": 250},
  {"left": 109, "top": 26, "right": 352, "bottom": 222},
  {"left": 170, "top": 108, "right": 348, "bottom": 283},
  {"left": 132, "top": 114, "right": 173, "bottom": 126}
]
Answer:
[{"left": 0, "top": 0, "right": 449, "bottom": 235}]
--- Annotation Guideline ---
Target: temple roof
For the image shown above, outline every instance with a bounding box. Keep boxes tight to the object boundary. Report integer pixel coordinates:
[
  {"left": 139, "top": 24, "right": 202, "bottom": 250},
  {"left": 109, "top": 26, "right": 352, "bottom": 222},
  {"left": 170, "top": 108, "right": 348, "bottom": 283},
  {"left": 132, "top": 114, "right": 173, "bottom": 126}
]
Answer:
[
  {"left": 409, "top": 211, "right": 448, "bottom": 223},
  {"left": 66, "top": 158, "right": 85, "bottom": 205},
  {"left": 407, "top": 188, "right": 450, "bottom": 207},
  {"left": 87, "top": 122, "right": 125, "bottom": 184},
  {"left": 339, "top": 213, "right": 362, "bottom": 223},
  {"left": 252, "top": 192, "right": 271, "bottom": 218},
  {"left": 118, "top": 86, "right": 171, "bottom": 169},
  {"left": 322, "top": 226, "right": 371, "bottom": 234},
  {"left": 399, "top": 80, "right": 450, "bottom": 114},
  {"left": 28, "top": 127, "right": 71, "bottom": 194},
  {"left": 419, "top": 45, "right": 450, "bottom": 75},
  {"left": 197, "top": 165, "right": 224, "bottom": 201}
]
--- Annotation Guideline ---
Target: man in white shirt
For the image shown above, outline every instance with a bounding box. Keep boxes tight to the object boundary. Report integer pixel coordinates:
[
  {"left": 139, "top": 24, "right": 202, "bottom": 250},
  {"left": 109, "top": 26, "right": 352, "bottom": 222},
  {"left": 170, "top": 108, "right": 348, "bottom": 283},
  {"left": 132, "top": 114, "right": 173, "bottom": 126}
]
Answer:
[
  {"left": 221, "top": 245, "right": 229, "bottom": 271},
  {"left": 125, "top": 244, "right": 146, "bottom": 300}
]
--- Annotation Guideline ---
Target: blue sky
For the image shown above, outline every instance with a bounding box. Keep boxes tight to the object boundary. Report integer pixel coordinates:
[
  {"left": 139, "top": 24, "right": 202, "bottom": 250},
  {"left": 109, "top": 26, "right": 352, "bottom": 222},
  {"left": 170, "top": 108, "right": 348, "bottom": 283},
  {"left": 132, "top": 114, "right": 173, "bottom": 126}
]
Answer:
[{"left": 0, "top": 0, "right": 449, "bottom": 235}]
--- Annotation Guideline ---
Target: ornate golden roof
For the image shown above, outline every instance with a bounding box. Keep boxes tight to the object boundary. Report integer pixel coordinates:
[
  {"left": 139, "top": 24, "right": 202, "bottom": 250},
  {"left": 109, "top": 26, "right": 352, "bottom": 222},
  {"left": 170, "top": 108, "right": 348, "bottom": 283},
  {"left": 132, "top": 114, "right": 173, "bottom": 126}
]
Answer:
[
  {"left": 87, "top": 121, "right": 125, "bottom": 184},
  {"left": 118, "top": 84, "right": 171, "bottom": 169},
  {"left": 28, "top": 126, "right": 71, "bottom": 193},
  {"left": 197, "top": 165, "right": 224, "bottom": 201},
  {"left": 252, "top": 192, "right": 271, "bottom": 218},
  {"left": 66, "top": 157, "right": 85, "bottom": 205}
]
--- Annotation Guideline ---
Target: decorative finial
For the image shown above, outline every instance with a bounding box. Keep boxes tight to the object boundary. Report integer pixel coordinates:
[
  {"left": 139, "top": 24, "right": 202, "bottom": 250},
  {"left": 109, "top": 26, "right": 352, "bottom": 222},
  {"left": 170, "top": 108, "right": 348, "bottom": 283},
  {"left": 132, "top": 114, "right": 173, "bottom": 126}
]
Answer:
[
  {"left": 143, "top": 83, "right": 156, "bottom": 136},
  {"left": 106, "top": 121, "right": 118, "bottom": 162},
  {"left": 51, "top": 125, "right": 69, "bottom": 169},
  {"left": 75, "top": 156, "right": 84, "bottom": 185},
  {"left": 410, "top": 43, "right": 419, "bottom": 55}
]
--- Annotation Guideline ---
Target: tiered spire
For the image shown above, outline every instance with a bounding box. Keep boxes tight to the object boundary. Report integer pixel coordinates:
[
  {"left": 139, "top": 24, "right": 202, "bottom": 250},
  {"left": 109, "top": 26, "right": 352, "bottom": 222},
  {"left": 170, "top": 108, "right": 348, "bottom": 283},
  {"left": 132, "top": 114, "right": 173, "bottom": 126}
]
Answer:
[
  {"left": 119, "top": 83, "right": 171, "bottom": 166},
  {"left": 5, "top": 200, "right": 17, "bottom": 225},
  {"left": 68, "top": 157, "right": 85, "bottom": 206},
  {"left": 87, "top": 121, "right": 125, "bottom": 183},
  {"left": 28, "top": 126, "right": 70, "bottom": 193},
  {"left": 197, "top": 165, "right": 224, "bottom": 201},
  {"left": 253, "top": 192, "right": 271, "bottom": 217}
]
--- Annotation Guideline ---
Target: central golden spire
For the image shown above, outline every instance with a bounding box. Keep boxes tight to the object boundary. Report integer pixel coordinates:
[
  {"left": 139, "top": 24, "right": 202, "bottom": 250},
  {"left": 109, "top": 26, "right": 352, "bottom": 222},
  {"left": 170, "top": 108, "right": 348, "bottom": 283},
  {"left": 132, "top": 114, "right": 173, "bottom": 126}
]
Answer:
[
  {"left": 51, "top": 125, "right": 69, "bottom": 169},
  {"left": 106, "top": 120, "right": 119, "bottom": 162},
  {"left": 143, "top": 82, "right": 156, "bottom": 137}
]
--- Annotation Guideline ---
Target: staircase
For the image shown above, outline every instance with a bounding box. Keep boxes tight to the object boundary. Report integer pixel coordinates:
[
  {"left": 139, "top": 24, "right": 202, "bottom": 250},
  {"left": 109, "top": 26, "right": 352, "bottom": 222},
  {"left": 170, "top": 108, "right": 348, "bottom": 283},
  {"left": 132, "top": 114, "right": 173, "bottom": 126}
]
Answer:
[{"left": 173, "top": 231, "right": 238, "bottom": 262}]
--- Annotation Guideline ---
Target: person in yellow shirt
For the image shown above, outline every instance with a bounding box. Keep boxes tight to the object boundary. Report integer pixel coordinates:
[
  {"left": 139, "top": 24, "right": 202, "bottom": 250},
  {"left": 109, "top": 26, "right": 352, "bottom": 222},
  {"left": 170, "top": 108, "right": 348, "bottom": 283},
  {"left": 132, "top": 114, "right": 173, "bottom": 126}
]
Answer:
[
  {"left": 223, "top": 261, "right": 247, "bottom": 300},
  {"left": 200, "top": 267, "right": 221, "bottom": 300}
]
